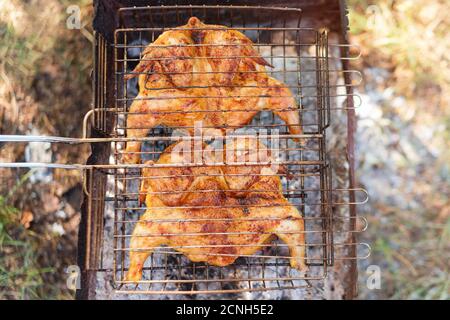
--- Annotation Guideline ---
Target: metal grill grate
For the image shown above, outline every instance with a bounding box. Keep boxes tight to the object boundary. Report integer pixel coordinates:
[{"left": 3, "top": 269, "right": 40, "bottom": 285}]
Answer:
[{"left": 106, "top": 5, "right": 366, "bottom": 295}]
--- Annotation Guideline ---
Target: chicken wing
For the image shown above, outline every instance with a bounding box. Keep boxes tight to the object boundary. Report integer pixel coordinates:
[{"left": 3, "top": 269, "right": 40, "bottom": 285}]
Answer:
[
  {"left": 125, "top": 140, "right": 307, "bottom": 282},
  {"left": 123, "top": 17, "right": 302, "bottom": 164}
]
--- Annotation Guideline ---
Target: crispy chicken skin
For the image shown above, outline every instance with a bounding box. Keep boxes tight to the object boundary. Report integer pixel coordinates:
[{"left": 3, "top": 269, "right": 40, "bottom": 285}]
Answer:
[
  {"left": 125, "top": 140, "right": 307, "bottom": 282},
  {"left": 123, "top": 17, "right": 302, "bottom": 164}
]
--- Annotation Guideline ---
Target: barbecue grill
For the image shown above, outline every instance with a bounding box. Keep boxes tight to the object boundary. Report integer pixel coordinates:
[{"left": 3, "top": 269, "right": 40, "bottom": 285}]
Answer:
[{"left": 0, "top": 0, "right": 369, "bottom": 299}]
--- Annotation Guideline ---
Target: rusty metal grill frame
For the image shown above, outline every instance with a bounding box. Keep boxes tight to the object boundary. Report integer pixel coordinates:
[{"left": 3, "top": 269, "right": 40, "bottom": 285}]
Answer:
[
  {"left": 0, "top": 3, "right": 369, "bottom": 298},
  {"left": 94, "top": 5, "right": 367, "bottom": 295}
]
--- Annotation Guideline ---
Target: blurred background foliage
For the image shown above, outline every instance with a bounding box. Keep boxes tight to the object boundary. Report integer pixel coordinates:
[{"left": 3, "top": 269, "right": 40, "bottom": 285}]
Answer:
[
  {"left": 0, "top": 0, "right": 448, "bottom": 299},
  {"left": 0, "top": 0, "right": 92, "bottom": 299},
  {"left": 348, "top": 0, "right": 449, "bottom": 299}
]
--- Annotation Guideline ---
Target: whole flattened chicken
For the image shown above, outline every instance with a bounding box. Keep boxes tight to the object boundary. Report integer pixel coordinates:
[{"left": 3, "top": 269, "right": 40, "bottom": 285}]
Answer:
[
  {"left": 123, "top": 17, "right": 302, "bottom": 164},
  {"left": 125, "top": 140, "right": 307, "bottom": 282}
]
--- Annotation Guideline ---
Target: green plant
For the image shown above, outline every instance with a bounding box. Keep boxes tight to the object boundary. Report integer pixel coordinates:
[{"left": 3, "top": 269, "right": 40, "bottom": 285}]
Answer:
[{"left": 0, "top": 172, "right": 57, "bottom": 300}]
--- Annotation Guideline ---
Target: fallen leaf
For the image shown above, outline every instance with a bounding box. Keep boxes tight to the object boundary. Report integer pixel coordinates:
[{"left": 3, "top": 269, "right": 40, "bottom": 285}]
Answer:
[
  {"left": 20, "top": 210, "right": 34, "bottom": 229},
  {"left": 438, "top": 204, "right": 450, "bottom": 222}
]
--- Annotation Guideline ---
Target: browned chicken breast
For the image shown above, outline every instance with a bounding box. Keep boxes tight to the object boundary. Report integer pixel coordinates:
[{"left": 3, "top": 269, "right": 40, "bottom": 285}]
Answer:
[
  {"left": 125, "top": 140, "right": 307, "bottom": 282},
  {"left": 123, "top": 17, "right": 302, "bottom": 164}
]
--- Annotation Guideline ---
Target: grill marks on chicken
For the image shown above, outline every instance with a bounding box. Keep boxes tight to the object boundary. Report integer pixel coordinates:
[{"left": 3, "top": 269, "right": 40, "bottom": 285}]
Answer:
[
  {"left": 121, "top": 17, "right": 307, "bottom": 283},
  {"left": 123, "top": 17, "right": 302, "bottom": 164},
  {"left": 125, "top": 140, "right": 307, "bottom": 282}
]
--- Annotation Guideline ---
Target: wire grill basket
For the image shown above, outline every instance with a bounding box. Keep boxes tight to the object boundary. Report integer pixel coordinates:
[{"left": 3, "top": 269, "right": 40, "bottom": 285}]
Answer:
[{"left": 0, "top": 4, "right": 368, "bottom": 297}]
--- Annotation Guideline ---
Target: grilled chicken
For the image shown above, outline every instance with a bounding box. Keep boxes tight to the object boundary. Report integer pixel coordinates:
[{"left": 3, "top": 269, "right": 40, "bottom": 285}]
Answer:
[
  {"left": 123, "top": 17, "right": 302, "bottom": 164},
  {"left": 125, "top": 140, "right": 307, "bottom": 282}
]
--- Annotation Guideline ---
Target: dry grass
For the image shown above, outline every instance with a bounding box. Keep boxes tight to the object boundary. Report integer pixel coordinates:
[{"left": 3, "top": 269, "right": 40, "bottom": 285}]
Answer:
[
  {"left": 349, "top": 0, "right": 450, "bottom": 300},
  {"left": 349, "top": 0, "right": 450, "bottom": 103},
  {"left": 0, "top": 0, "right": 92, "bottom": 299},
  {"left": 0, "top": 173, "right": 56, "bottom": 299}
]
